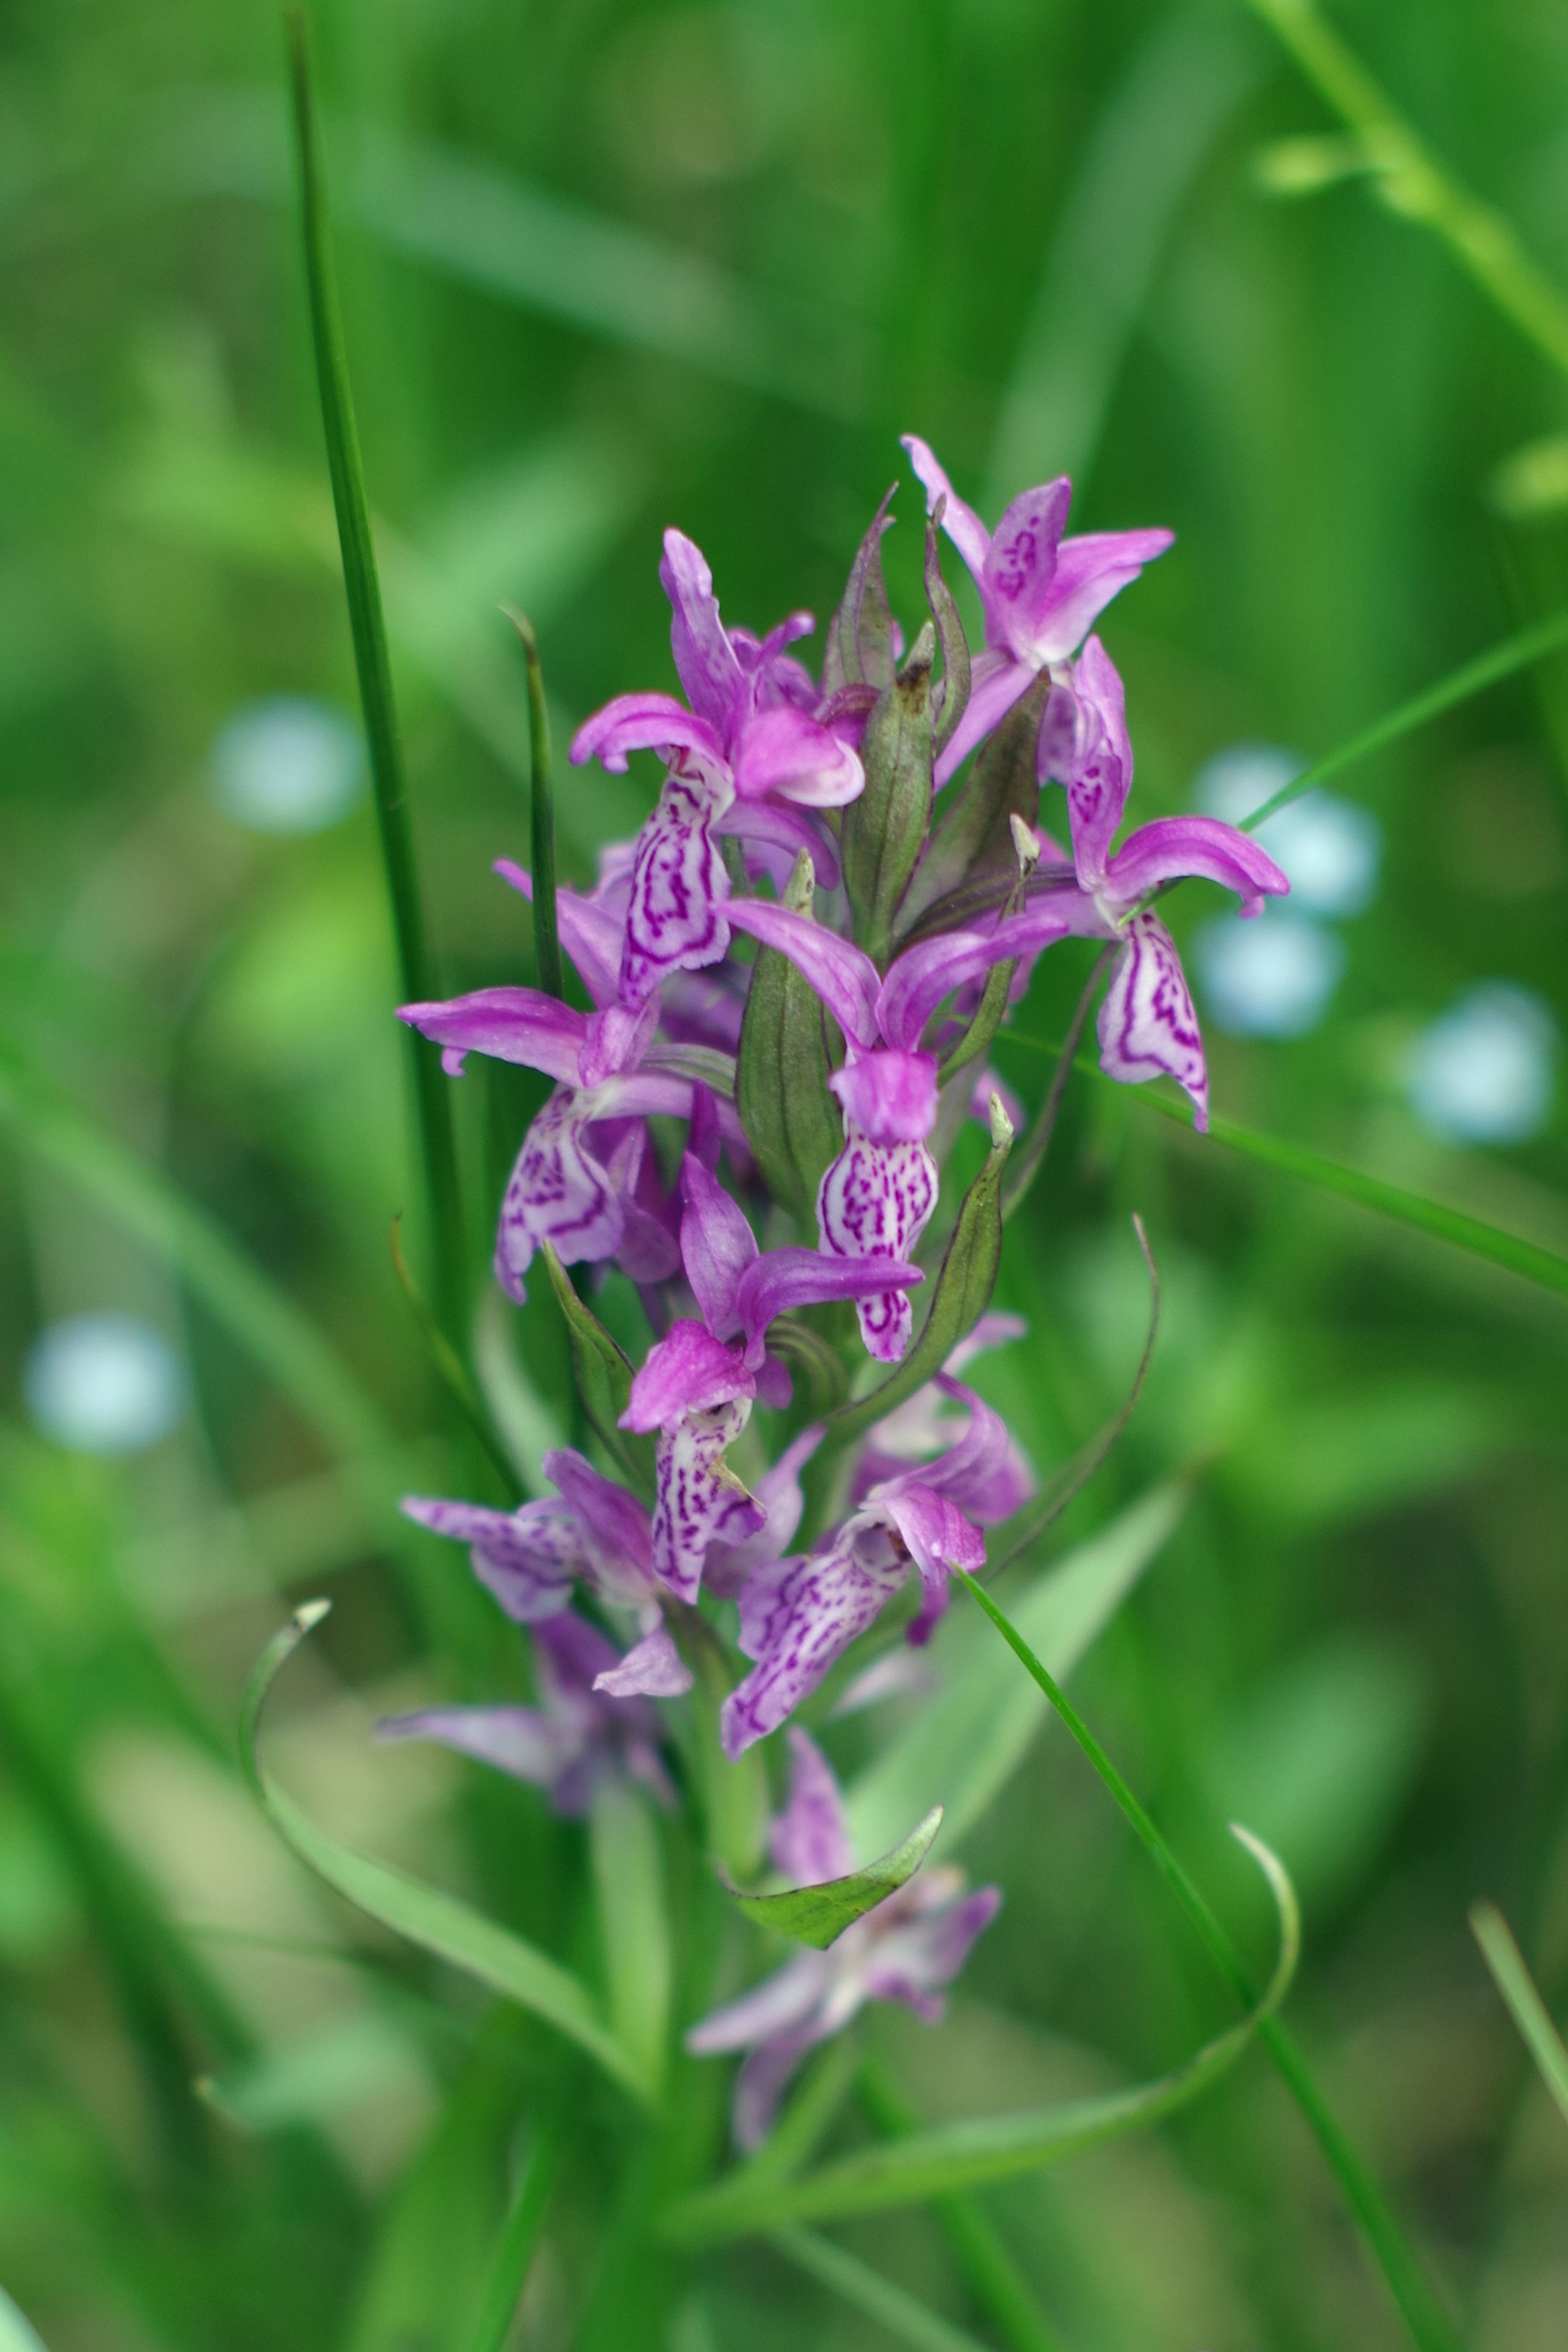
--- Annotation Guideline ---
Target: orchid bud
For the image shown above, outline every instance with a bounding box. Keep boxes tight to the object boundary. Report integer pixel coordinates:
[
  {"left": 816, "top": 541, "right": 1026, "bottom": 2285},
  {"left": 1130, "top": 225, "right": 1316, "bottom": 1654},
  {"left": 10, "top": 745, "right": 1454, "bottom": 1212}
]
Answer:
[
  {"left": 842, "top": 621, "right": 935, "bottom": 970},
  {"left": 736, "top": 850, "right": 843, "bottom": 1232}
]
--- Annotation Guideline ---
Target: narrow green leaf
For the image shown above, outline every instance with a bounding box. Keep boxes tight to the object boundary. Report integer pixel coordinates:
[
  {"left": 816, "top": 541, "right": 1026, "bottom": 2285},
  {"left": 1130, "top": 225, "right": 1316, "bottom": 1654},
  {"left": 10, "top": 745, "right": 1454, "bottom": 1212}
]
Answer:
[
  {"left": 500, "top": 605, "right": 563, "bottom": 1002},
  {"left": 285, "top": 13, "right": 465, "bottom": 1335},
  {"left": 952, "top": 1569, "right": 1467, "bottom": 2352},
  {"left": 823, "top": 488, "right": 897, "bottom": 692},
  {"left": 937, "top": 949, "right": 1017, "bottom": 1088},
  {"left": 842, "top": 628, "right": 935, "bottom": 969},
  {"left": 391, "top": 1217, "right": 520, "bottom": 1496},
  {"left": 665, "top": 1827, "right": 1297, "bottom": 2241},
  {"left": 540, "top": 1243, "right": 656, "bottom": 1496},
  {"left": 924, "top": 510, "right": 971, "bottom": 761},
  {"left": 845, "top": 1482, "right": 1188, "bottom": 1864},
  {"left": 464, "top": 2112, "right": 568, "bottom": 2352},
  {"left": 770, "top": 2228, "right": 992, "bottom": 2352},
  {"left": 728, "top": 1807, "right": 943, "bottom": 1950},
  {"left": 197, "top": 2013, "right": 421, "bottom": 2132},
  {"left": 1000, "top": 945, "right": 1116, "bottom": 1224},
  {"left": 825, "top": 1098, "right": 1013, "bottom": 1452},
  {"left": 684, "top": 1612, "right": 769, "bottom": 1885},
  {"left": 1242, "top": 603, "right": 1568, "bottom": 830},
  {"left": 896, "top": 673, "right": 1049, "bottom": 939},
  {"left": 0, "top": 2289, "right": 48, "bottom": 2352},
  {"left": 240, "top": 1604, "right": 652, "bottom": 2101},
  {"left": 736, "top": 851, "right": 842, "bottom": 1231},
  {"left": 591, "top": 1781, "right": 672, "bottom": 2092},
  {"left": 1470, "top": 1903, "right": 1568, "bottom": 2131}
]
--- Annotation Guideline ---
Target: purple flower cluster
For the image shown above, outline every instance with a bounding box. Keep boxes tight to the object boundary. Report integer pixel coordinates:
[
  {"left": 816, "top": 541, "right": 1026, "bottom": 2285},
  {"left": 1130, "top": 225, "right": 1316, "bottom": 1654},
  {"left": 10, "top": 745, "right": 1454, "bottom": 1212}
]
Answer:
[{"left": 391, "top": 443, "right": 1287, "bottom": 2131}]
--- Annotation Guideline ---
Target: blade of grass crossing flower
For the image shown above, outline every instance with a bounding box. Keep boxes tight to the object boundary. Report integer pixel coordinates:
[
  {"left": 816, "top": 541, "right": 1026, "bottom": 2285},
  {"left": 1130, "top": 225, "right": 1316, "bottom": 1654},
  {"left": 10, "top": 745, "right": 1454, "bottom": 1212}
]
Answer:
[
  {"left": 1242, "top": 604, "right": 1568, "bottom": 829},
  {"left": 726, "top": 1807, "right": 944, "bottom": 1949},
  {"left": 951, "top": 1569, "right": 1467, "bottom": 2352},
  {"left": 1470, "top": 1903, "right": 1568, "bottom": 2131},
  {"left": 664, "top": 1826, "right": 1296, "bottom": 2241},
  {"left": 285, "top": 14, "right": 464, "bottom": 1337},
  {"left": 770, "top": 2228, "right": 993, "bottom": 2352},
  {"left": 858, "top": 2058, "right": 1068, "bottom": 2352},
  {"left": 463, "top": 2109, "right": 568, "bottom": 2352},
  {"left": 241, "top": 1605, "right": 654, "bottom": 2102},
  {"left": 500, "top": 605, "right": 563, "bottom": 1002}
]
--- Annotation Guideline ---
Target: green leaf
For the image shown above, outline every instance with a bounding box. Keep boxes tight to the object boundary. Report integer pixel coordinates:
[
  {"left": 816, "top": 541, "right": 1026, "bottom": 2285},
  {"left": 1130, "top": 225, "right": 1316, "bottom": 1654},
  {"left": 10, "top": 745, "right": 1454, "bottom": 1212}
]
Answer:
[
  {"left": 685, "top": 1614, "right": 769, "bottom": 1886},
  {"left": 822, "top": 489, "right": 896, "bottom": 692},
  {"left": 1470, "top": 1903, "right": 1568, "bottom": 2132},
  {"left": 286, "top": 14, "right": 464, "bottom": 1335},
  {"left": 769, "top": 2229, "right": 992, "bottom": 2352},
  {"left": 842, "top": 629, "right": 935, "bottom": 969},
  {"left": 728, "top": 1807, "right": 943, "bottom": 1949},
  {"left": 463, "top": 2110, "right": 568, "bottom": 2352},
  {"left": 736, "top": 852, "right": 843, "bottom": 1231},
  {"left": 845, "top": 1482, "right": 1188, "bottom": 1864},
  {"left": 664, "top": 1826, "right": 1298, "bottom": 2241},
  {"left": 198, "top": 2013, "right": 425, "bottom": 2132},
  {"left": 896, "top": 673, "right": 1049, "bottom": 939},
  {"left": 825, "top": 1098, "right": 1013, "bottom": 1452},
  {"left": 540, "top": 1244, "right": 656, "bottom": 1496},
  {"left": 0, "top": 2290, "right": 48, "bottom": 2352},
  {"left": 500, "top": 605, "right": 563, "bottom": 1002},
  {"left": 923, "top": 512, "right": 971, "bottom": 761},
  {"left": 391, "top": 1217, "right": 519, "bottom": 1496},
  {"left": 590, "top": 1781, "right": 672, "bottom": 2092},
  {"left": 240, "top": 1603, "right": 653, "bottom": 2102}
]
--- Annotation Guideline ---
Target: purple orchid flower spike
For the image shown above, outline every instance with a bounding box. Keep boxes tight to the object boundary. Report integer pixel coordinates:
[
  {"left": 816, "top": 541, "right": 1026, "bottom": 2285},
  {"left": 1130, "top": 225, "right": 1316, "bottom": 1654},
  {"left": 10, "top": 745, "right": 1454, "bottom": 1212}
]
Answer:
[
  {"left": 720, "top": 1374, "right": 1018, "bottom": 1756},
  {"left": 1042, "top": 635, "right": 1291, "bottom": 1129},
  {"left": 379, "top": 1611, "right": 678, "bottom": 1816},
  {"left": 686, "top": 1729, "right": 1000, "bottom": 2147},
  {"left": 620, "top": 1154, "right": 924, "bottom": 1601},
  {"left": 570, "top": 531, "right": 864, "bottom": 1006},
  {"left": 725, "top": 893, "right": 1099, "bottom": 1360},
  {"left": 403, "top": 1449, "right": 692, "bottom": 1699},
  {"left": 903, "top": 434, "right": 1174, "bottom": 787}
]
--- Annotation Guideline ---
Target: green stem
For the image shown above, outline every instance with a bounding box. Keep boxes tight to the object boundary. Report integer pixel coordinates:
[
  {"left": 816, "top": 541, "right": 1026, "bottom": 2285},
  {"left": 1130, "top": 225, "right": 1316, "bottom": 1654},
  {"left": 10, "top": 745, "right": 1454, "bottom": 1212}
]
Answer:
[
  {"left": 501, "top": 606, "right": 564, "bottom": 1001},
  {"left": 858, "top": 2059, "right": 1070, "bottom": 2352},
  {"left": 1000, "top": 945, "right": 1115, "bottom": 1224},
  {"left": 1244, "top": 0, "right": 1568, "bottom": 379},
  {"left": 953, "top": 1568, "right": 1466, "bottom": 2352},
  {"left": 284, "top": 13, "right": 465, "bottom": 1336},
  {"left": 464, "top": 2111, "right": 568, "bottom": 2352}
]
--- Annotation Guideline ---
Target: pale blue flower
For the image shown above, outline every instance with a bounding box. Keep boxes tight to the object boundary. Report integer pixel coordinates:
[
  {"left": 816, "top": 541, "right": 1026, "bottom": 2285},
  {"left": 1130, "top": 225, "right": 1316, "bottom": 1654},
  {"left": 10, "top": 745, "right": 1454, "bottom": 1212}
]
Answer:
[
  {"left": 1196, "top": 746, "right": 1381, "bottom": 918},
  {"left": 1193, "top": 907, "right": 1346, "bottom": 1038},
  {"left": 1405, "top": 984, "right": 1557, "bottom": 1144},
  {"left": 212, "top": 696, "right": 365, "bottom": 834},
  {"left": 25, "top": 1314, "right": 187, "bottom": 1456}
]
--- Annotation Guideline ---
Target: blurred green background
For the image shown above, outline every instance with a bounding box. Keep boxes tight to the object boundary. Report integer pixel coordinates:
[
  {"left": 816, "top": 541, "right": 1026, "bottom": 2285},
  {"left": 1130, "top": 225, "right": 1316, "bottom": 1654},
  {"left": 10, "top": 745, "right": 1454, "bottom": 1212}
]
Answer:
[{"left": 3, "top": 0, "right": 1568, "bottom": 2346}]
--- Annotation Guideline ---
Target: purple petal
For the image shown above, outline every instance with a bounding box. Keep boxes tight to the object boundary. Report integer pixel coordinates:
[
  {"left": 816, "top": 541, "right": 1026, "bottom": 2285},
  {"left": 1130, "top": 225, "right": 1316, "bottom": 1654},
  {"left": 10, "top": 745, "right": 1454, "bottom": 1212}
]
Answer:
[
  {"left": 1103, "top": 815, "right": 1290, "bottom": 919},
  {"left": 771, "top": 1727, "right": 854, "bottom": 1887},
  {"left": 981, "top": 477, "right": 1073, "bottom": 659},
  {"left": 494, "top": 864, "right": 623, "bottom": 1010},
  {"left": 378, "top": 1704, "right": 576, "bottom": 1791},
  {"left": 716, "top": 796, "right": 841, "bottom": 891},
  {"left": 569, "top": 691, "right": 728, "bottom": 777},
  {"left": 651, "top": 1398, "right": 764, "bottom": 1602},
  {"left": 900, "top": 435, "right": 992, "bottom": 589},
  {"left": 828, "top": 1049, "right": 939, "bottom": 1145},
  {"left": 620, "top": 771, "right": 734, "bottom": 1007},
  {"left": 660, "top": 529, "right": 746, "bottom": 733},
  {"left": 723, "top": 1533, "right": 908, "bottom": 1755},
  {"left": 707, "top": 1423, "right": 825, "bottom": 1592},
  {"left": 860, "top": 1885, "right": 1002, "bottom": 2008},
  {"left": 622, "top": 1321, "right": 755, "bottom": 1432},
  {"left": 685, "top": 1948, "right": 830, "bottom": 2055},
  {"left": 879, "top": 1480, "right": 984, "bottom": 1638},
  {"left": 729, "top": 2022, "right": 840, "bottom": 2152},
  {"left": 722, "top": 898, "right": 880, "bottom": 1051},
  {"left": 579, "top": 997, "right": 658, "bottom": 1088},
  {"left": 1023, "top": 527, "right": 1173, "bottom": 665},
  {"left": 931, "top": 647, "right": 1035, "bottom": 789},
  {"left": 679, "top": 1153, "right": 759, "bottom": 1341},
  {"left": 398, "top": 987, "right": 587, "bottom": 1081},
  {"left": 495, "top": 1088, "right": 624, "bottom": 1303},
  {"left": 914, "top": 1376, "right": 1015, "bottom": 1510},
  {"left": 816, "top": 1138, "right": 937, "bottom": 1363},
  {"left": 734, "top": 1244, "right": 925, "bottom": 1368},
  {"left": 731, "top": 706, "right": 864, "bottom": 809},
  {"left": 542, "top": 1446, "right": 655, "bottom": 1597},
  {"left": 594, "top": 1623, "right": 694, "bottom": 1699},
  {"left": 401, "top": 1494, "right": 582, "bottom": 1620},
  {"left": 1096, "top": 910, "right": 1209, "bottom": 1130},
  {"left": 1054, "top": 634, "right": 1131, "bottom": 890}
]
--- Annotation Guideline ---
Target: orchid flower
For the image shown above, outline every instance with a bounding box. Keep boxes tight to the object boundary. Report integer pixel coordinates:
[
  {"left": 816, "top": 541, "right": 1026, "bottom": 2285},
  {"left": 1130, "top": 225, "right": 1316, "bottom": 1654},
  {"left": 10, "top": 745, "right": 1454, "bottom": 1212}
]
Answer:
[
  {"left": 724, "top": 892, "right": 1099, "bottom": 1359},
  {"left": 720, "top": 1372, "right": 1017, "bottom": 1755},
  {"left": 400, "top": 1444, "right": 693, "bottom": 1697},
  {"left": 903, "top": 435, "right": 1174, "bottom": 787},
  {"left": 686, "top": 1729, "right": 1000, "bottom": 2144},
  {"left": 379, "top": 1610, "right": 679, "bottom": 1817},
  {"left": 570, "top": 532, "right": 865, "bottom": 1006},
  {"left": 619, "top": 1154, "right": 923, "bottom": 1603},
  {"left": 851, "top": 1309, "right": 1036, "bottom": 1513},
  {"left": 1041, "top": 635, "right": 1291, "bottom": 1130}
]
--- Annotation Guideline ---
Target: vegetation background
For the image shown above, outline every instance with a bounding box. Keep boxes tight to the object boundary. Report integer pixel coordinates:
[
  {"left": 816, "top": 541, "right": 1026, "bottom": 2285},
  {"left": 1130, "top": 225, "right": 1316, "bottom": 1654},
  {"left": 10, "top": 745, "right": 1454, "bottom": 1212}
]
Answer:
[{"left": 2, "top": 0, "right": 1567, "bottom": 2346}]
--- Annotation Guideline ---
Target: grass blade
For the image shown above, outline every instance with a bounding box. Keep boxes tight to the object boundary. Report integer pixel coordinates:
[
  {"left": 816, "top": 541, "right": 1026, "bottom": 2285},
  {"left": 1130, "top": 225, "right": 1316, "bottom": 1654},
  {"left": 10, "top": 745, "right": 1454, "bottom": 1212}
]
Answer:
[
  {"left": 0, "top": 2288, "right": 49, "bottom": 2352},
  {"left": 1241, "top": 604, "right": 1568, "bottom": 829},
  {"left": 1470, "top": 1903, "right": 1568, "bottom": 2131},
  {"left": 665, "top": 1826, "right": 1295, "bottom": 2241},
  {"left": 500, "top": 606, "right": 563, "bottom": 1000},
  {"left": 284, "top": 14, "right": 465, "bottom": 1336},
  {"left": 728, "top": 1807, "right": 944, "bottom": 1949},
  {"left": 951, "top": 1569, "right": 1466, "bottom": 2352},
  {"left": 769, "top": 2228, "right": 993, "bottom": 2352},
  {"left": 464, "top": 2110, "right": 568, "bottom": 2352},
  {"left": 240, "top": 1603, "right": 654, "bottom": 2102}
]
